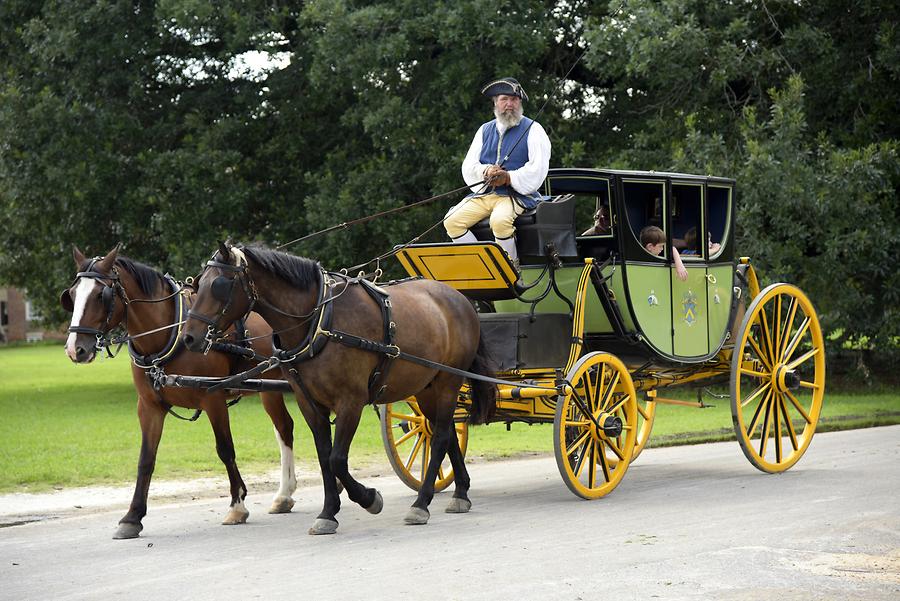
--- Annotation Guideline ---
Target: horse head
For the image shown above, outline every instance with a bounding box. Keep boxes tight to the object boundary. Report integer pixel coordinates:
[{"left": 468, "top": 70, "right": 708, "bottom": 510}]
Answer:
[
  {"left": 182, "top": 241, "right": 256, "bottom": 353},
  {"left": 62, "top": 243, "right": 125, "bottom": 363}
]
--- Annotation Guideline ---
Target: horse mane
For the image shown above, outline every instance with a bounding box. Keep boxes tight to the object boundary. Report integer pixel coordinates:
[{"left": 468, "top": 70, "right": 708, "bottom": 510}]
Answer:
[
  {"left": 240, "top": 245, "right": 321, "bottom": 290},
  {"left": 76, "top": 254, "right": 168, "bottom": 296},
  {"left": 115, "top": 256, "right": 166, "bottom": 296}
]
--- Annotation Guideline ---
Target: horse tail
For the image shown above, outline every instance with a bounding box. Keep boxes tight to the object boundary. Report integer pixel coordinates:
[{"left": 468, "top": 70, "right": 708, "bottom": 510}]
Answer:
[{"left": 466, "top": 333, "right": 497, "bottom": 425}]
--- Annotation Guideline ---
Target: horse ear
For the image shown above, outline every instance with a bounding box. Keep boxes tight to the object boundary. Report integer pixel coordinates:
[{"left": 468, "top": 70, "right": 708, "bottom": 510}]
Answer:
[
  {"left": 97, "top": 243, "right": 121, "bottom": 271},
  {"left": 72, "top": 245, "right": 87, "bottom": 268},
  {"left": 217, "top": 240, "right": 230, "bottom": 261}
]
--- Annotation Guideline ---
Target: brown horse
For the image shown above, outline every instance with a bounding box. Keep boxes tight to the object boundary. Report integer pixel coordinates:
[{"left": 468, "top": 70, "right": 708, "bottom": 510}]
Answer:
[
  {"left": 61, "top": 245, "right": 298, "bottom": 539},
  {"left": 181, "top": 242, "right": 496, "bottom": 534}
]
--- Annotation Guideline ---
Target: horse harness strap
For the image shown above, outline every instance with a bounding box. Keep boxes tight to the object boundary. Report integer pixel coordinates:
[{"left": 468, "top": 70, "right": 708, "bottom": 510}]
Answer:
[
  {"left": 130, "top": 275, "right": 188, "bottom": 369},
  {"left": 269, "top": 271, "right": 397, "bottom": 404}
]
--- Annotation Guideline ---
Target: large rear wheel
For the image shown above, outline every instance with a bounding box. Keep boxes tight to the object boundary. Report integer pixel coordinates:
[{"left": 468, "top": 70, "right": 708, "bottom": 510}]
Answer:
[
  {"left": 380, "top": 398, "right": 469, "bottom": 492},
  {"left": 554, "top": 352, "right": 637, "bottom": 499},
  {"left": 730, "top": 283, "right": 825, "bottom": 473}
]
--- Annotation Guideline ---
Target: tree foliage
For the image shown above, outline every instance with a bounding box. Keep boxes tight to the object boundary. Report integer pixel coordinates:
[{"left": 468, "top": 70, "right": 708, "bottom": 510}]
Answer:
[{"left": 1, "top": 0, "right": 897, "bottom": 366}]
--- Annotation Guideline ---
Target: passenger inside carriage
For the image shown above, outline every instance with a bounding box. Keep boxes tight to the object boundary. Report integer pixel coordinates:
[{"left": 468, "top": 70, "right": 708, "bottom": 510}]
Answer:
[
  {"left": 681, "top": 227, "right": 721, "bottom": 256},
  {"left": 581, "top": 203, "right": 611, "bottom": 236},
  {"left": 640, "top": 225, "right": 688, "bottom": 281}
]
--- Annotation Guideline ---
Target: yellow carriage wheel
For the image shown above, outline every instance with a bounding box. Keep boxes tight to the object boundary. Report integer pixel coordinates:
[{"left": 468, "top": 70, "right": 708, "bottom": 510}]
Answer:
[
  {"left": 380, "top": 398, "right": 469, "bottom": 492},
  {"left": 554, "top": 352, "right": 638, "bottom": 499},
  {"left": 730, "top": 283, "right": 825, "bottom": 473}
]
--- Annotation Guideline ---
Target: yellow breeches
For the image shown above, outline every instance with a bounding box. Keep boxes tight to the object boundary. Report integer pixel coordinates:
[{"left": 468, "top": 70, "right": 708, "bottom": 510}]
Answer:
[{"left": 443, "top": 193, "right": 524, "bottom": 240}]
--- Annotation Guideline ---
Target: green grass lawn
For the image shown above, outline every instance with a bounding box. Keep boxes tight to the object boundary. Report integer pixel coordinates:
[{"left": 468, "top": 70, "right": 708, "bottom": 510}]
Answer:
[{"left": 1, "top": 344, "right": 898, "bottom": 493}]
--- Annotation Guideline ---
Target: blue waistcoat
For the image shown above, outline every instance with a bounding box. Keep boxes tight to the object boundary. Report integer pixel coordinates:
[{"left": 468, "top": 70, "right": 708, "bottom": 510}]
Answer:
[{"left": 473, "top": 117, "right": 543, "bottom": 210}]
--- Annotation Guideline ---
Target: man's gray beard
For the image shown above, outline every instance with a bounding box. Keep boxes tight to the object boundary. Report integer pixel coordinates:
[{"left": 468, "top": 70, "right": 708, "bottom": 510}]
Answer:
[{"left": 494, "top": 106, "right": 523, "bottom": 129}]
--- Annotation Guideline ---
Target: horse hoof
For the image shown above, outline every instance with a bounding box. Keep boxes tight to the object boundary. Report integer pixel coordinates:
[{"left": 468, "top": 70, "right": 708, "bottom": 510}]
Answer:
[
  {"left": 404, "top": 507, "right": 430, "bottom": 525},
  {"left": 113, "top": 522, "right": 142, "bottom": 539},
  {"left": 445, "top": 497, "right": 472, "bottom": 514},
  {"left": 308, "top": 518, "right": 339, "bottom": 535},
  {"left": 222, "top": 504, "right": 250, "bottom": 525},
  {"left": 365, "top": 490, "right": 383, "bottom": 515},
  {"left": 268, "top": 496, "right": 295, "bottom": 514}
]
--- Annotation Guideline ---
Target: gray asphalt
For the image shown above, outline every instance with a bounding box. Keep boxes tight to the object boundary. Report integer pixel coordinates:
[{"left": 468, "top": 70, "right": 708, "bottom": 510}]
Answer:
[{"left": 1, "top": 426, "right": 898, "bottom": 601}]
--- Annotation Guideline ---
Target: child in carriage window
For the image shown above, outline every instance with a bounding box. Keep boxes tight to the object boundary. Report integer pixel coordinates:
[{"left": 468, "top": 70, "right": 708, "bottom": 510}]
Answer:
[
  {"left": 682, "top": 227, "right": 721, "bottom": 256},
  {"left": 640, "top": 225, "right": 688, "bottom": 281}
]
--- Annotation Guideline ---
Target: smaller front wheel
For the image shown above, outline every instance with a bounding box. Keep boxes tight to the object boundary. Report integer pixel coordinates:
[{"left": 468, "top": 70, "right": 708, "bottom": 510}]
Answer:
[{"left": 554, "top": 352, "right": 638, "bottom": 499}]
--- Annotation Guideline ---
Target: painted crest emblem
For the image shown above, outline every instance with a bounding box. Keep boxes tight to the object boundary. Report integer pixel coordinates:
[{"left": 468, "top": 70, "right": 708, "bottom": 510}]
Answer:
[
  {"left": 647, "top": 289, "right": 659, "bottom": 306},
  {"left": 681, "top": 290, "right": 698, "bottom": 326}
]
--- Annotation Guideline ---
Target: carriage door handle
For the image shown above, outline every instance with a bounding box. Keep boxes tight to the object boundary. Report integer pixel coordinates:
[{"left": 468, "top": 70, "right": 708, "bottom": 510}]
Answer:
[{"left": 705, "top": 274, "right": 717, "bottom": 285}]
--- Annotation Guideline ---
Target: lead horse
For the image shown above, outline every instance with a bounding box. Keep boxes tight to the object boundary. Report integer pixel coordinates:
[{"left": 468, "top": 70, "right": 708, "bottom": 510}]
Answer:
[
  {"left": 181, "top": 242, "right": 496, "bottom": 534},
  {"left": 62, "top": 245, "right": 298, "bottom": 539}
]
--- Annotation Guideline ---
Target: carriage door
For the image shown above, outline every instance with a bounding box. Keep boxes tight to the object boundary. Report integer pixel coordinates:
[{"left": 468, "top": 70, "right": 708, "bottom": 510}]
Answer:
[
  {"left": 622, "top": 179, "right": 674, "bottom": 355},
  {"left": 669, "top": 182, "right": 709, "bottom": 357}
]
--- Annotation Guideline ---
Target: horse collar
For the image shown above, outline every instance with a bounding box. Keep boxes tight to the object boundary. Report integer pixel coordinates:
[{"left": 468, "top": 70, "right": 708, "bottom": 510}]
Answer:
[{"left": 129, "top": 275, "right": 188, "bottom": 368}]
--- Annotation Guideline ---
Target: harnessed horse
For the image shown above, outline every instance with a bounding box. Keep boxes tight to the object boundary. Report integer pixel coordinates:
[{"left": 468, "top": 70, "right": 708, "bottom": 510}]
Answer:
[
  {"left": 181, "top": 242, "right": 496, "bottom": 534},
  {"left": 61, "top": 244, "right": 298, "bottom": 539}
]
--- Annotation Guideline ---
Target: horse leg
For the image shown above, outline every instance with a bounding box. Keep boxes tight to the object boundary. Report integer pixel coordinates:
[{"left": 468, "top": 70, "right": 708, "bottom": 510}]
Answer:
[
  {"left": 404, "top": 392, "right": 456, "bottom": 525},
  {"left": 444, "top": 425, "right": 473, "bottom": 514},
  {"left": 114, "top": 397, "right": 165, "bottom": 539},
  {"left": 295, "top": 398, "right": 342, "bottom": 535},
  {"left": 330, "top": 405, "right": 383, "bottom": 517},
  {"left": 260, "top": 392, "right": 297, "bottom": 514},
  {"left": 205, "top": 404, "right": 249, "bottom": 525}
]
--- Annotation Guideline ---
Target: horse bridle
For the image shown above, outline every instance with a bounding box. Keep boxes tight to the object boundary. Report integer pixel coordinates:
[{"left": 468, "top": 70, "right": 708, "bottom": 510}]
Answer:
[
  {"left": 63, "top": 258, "right": 129, "bottom": 355},
  {"left": 187, "top": 252, "right": 259, "bottom": 352}
]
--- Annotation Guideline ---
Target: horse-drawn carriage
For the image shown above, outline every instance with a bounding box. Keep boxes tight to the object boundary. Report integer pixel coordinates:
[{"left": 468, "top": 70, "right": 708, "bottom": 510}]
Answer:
[
  {"left": 65, "top": 166, "right": 825, "bottom": 536},
  {"left": 383, "top": 167, "right": 825, "bottom": 499}
]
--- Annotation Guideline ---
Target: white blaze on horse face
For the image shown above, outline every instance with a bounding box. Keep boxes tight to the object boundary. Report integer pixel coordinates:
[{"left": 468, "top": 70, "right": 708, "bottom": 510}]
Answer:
[{"left": 65, "top": 278, "right": 99, "bottom": 361}]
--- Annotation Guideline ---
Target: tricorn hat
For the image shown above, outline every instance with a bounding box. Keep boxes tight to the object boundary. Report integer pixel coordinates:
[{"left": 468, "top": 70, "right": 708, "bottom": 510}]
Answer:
[{"left": 481, "top": 77, "right": 528, "bottom": 101}]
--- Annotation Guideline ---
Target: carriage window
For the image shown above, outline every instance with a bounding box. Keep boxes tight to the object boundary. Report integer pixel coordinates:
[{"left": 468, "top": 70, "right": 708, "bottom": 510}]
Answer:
[
  {"left": 708, "top": 185, "right": 731, "bottom": 259},
  {"left": 623, "top": 180, "right": 667, "bottom": 257},
  {"left": 671, "top": 183, "right": 703, "bottom": 258}
]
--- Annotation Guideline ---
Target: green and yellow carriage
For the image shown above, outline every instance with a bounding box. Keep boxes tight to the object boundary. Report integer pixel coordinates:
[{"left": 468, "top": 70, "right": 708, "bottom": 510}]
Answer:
[{"left": 381, "top": 168, "right": 826, "bottom": 499}]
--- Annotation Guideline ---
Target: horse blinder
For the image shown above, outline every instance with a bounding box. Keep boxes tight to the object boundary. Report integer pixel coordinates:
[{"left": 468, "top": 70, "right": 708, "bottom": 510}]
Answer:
[
  {"left": 211, "top": 275, "right": 234, "bottom": 303},
  {"left": 60, "top": 288, "right": 74, "bottom": 312}
]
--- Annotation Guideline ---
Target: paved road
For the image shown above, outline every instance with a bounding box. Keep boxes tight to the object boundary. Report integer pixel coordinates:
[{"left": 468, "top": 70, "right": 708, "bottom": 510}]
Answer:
[{"left": 1, "top": 426, "right": 898, "bottom": 601}]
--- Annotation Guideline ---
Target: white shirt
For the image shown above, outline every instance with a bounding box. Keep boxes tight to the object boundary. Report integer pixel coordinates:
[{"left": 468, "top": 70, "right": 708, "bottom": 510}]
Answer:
[{"left": 461, "top": 118, "right": 551, "bottom": 195}]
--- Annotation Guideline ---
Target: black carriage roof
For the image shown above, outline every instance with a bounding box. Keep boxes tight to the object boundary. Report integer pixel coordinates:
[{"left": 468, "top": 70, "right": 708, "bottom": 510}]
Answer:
[{"left": 547, "top": 167, "right": 735, "bottom": 186}]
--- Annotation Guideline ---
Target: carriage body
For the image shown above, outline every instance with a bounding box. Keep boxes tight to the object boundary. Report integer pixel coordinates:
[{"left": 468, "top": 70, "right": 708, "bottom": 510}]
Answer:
[{"left": 387, "top": 167, "right": 826, "bottom": 498}]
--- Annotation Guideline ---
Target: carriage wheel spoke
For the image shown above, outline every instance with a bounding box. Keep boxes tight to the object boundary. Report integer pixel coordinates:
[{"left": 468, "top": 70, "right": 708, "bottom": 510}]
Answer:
[
  {"left": 746, "top": 388, "right": 772, "bottom": 437},
  {"left": 758, "top": 393, "right": 773, "bottom": 458},
  {"left": 786, "top": 346, "right": 821, "bottom": 371},
  {"left": 741, "top": 380, "right": 771, "bottom": 409},
  {"left": 588, "top": 441, "right": 597, "bottom": 488},
  {"left": 598, "top": 441, "right": 611, "bottom": 482},
  {"left": 784, "top": 389, "right": 813, "bottom": 424},
  {"left": 773, "top": 392, "right": 783, "bottom": 463},
  {"left": 774, "top": 294, "right": 783, "bottom": 361},
  {"left": 778, "top": 298, "right": 799, "bottom": 363},
  {"left": 566, "top": 429, "right": 591, "bottom": 459},
  {"left": 747, "top": 334, "right": 773, "bottom": 371},
  {"left": 404, "top": 431, "right": 425, "bottom": 472},
  {"left": 758, "top": 306, "right": 777, "bottom": 368},
  {"left": 637, "top": 402, "right": 651, "bottom": 420},
  {"left": 394, "top": 424, "right": 421, "bottom": 447},
  {"left": 779, "top": 394, "right": 799, "bottom": 451},
  {"left": 782, "top": 317, "right": 811, "bottom": 363},
  {"left": 603, "top": 436, "right": 626, "bottom": 461}
]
